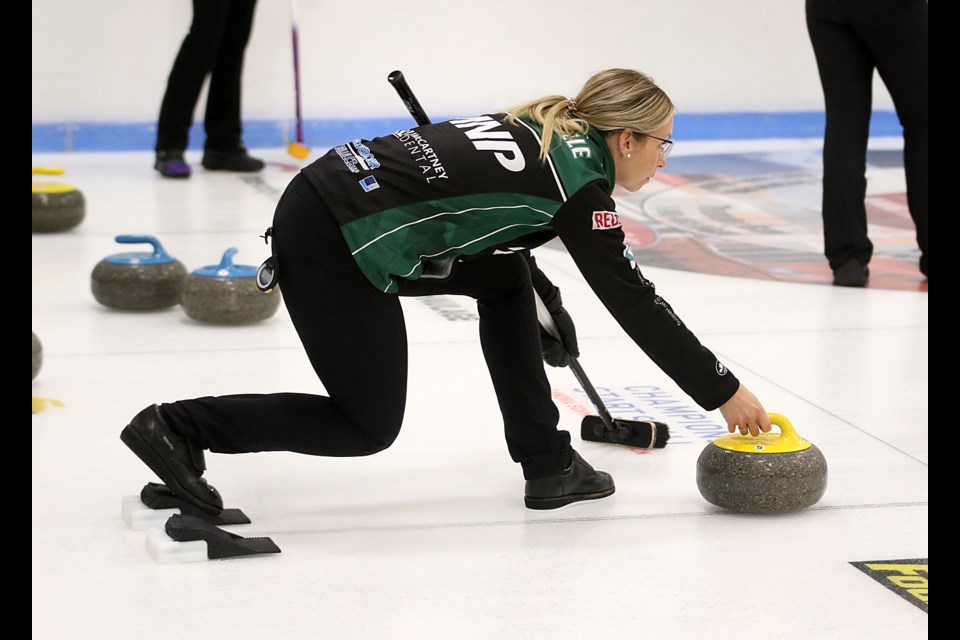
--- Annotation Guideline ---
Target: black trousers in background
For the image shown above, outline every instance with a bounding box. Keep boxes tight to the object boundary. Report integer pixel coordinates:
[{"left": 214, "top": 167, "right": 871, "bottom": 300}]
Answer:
[
  {"left": 162, "top": 173, "right": 572, "bottom": 480},
  {"left": 155, "top": 0, "right": 258, "bottom": 153},
  {"left": 806, "top": 0, "right": 928, "bottom": 274}
]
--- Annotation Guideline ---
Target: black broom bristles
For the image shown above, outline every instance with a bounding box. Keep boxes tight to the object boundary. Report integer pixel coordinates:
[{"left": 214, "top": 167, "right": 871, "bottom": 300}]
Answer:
[{"left": 580, "top": 416, "right": 670, "bottom": 449}]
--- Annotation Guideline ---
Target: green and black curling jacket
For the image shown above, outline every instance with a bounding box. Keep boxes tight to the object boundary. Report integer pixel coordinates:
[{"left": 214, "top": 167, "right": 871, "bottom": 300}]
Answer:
[{"left": 301, "top": 113, "right": 739, "bottom": 410}]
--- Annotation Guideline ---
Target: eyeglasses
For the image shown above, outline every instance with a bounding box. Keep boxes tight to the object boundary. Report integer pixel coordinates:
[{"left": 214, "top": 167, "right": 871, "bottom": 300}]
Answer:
[{"left": 645, "top": 133, "right": 674, "bottom": 159}]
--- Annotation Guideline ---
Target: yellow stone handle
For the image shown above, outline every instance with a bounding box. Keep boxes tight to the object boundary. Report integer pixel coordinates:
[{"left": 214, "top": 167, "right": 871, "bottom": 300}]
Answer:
[
  {"left": 768, "top": 412, "right": 805, "bottom": 447},
  {"left": 32, "top": 166, "right": 66, "bottom": 175},
  {"left": 711, "top": 412, "right": 811, "bottom": 452}
]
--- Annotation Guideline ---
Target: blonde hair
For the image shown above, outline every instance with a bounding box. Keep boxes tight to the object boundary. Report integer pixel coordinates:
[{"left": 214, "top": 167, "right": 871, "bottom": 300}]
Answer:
[{"left": 504, "top": 68, "right": 675, "bottom": 161}]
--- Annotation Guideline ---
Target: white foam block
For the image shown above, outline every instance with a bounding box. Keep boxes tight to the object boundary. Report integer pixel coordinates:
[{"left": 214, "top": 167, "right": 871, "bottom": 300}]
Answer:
[
  {"left": 146, "top": 527, "right": 209, "bottom": 563},
  {"left": 122, "top": 495, "right": 180, "bottom": 530}
]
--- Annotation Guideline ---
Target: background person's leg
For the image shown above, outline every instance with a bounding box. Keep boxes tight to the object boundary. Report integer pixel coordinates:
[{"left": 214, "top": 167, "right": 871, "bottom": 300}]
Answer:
[
  {"left": 155, "top": 0, "right": 231, "bottom": 153},
  {"left": 848, "top": 0, "right": 928, "bottom": 277},
  {"left": 204, "top": 0, "right": 258, "bottom": 153},
  {"left": 806, "top": 0, "right": 875, "bottom": 275}
]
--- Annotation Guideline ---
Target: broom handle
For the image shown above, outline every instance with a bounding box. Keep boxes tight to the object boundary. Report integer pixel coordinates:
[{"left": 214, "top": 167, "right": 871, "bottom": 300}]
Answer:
[
  {"left": 533, "top": 294, "right": 618, "bottom": 432},
  {"left": 290, "top": 0, "right": 304, "bottom": 143}
]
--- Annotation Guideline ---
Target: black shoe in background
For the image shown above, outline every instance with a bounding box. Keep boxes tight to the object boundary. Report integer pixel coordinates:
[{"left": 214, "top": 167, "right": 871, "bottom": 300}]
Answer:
[
  {"left": 524, "top": 449, "right": 615, "bottom": 510},
  {"left": 154, "top": 151, "right": 192, "bottom": 178},
  {"left": 120, "top": 404, "right": 224, "bottom": 515},
  {"left": 201, "top": 148, "right": 265, "bottom": 172},
  {"left": 832, "top": 258, "right": 869, "bottom": 287}
]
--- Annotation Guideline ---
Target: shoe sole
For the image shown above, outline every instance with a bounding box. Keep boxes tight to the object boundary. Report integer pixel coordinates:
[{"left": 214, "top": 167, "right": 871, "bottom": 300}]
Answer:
[
  {"left": 120, "top": 425, "right": 222, "bottom": 515},
  {"left": 154, "top": 165, "right": 191, "bottom": 178},
  {"left": 524, "top": 486, "right": 615, "bottom": 510}
]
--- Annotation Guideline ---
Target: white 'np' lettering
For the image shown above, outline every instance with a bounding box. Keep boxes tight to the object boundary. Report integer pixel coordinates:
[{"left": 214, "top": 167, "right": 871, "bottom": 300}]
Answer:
[{"left": 451, "top": 116, "right": 526, "bottom": 172}]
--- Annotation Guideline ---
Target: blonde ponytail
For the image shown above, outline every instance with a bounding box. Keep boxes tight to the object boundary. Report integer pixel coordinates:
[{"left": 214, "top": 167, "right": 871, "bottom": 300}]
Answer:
[{"left": 504, "top": 69, "right": 675, "bottom": 161}]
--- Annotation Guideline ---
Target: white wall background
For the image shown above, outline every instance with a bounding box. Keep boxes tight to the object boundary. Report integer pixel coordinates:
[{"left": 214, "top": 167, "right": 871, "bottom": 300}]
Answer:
[{"left": 32, "top": 0, "right": 895, "bottom": 125}]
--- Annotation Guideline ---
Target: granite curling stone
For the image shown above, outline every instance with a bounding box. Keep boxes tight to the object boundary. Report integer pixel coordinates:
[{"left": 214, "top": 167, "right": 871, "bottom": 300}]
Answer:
[
  {"left": 91, "top": 235, "right": 188, "bottom": 311},
  {"left": 32, "top": 181, "right": 85, "bottom": 233},
  {"left": 696, "top": 413, "right": 827, "bottom": 514},
  {"left": 181, "top": 247, "right": 281, "bottom": 324},
  {"left": 32, "top": 331, "right": 43, "bottom": 381}
]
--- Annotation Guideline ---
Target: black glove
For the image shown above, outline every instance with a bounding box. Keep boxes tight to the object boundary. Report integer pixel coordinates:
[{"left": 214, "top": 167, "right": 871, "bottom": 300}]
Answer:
[
  {"left": 522, "top": 250, "right": 581, "bottom": 368},
  {"left": 539, "top": 306, "right": 579, "bottom": 367}
]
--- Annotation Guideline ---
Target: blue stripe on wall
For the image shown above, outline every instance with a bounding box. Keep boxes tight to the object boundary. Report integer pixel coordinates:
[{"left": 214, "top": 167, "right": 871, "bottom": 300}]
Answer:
[{"left": 32, "top": 111, "right": 901, "bottom": 153}]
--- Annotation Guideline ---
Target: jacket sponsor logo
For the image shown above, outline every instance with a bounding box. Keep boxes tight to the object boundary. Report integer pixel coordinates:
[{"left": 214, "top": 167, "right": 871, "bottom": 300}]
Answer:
[
  {"left": 450, "top": 116, "right": 525, "bottom": 172},
  {"left": 592, "top": 211, "right": 621, "bottom": 230},
  {"left": 359, "top": 176, "right": 380, "bottom": 192},
  {"left": 393, "top": 129, "right": 448, "bottom": 183},
  {"left": 335, "top": 139, "right": 381, "bottom": 174}
]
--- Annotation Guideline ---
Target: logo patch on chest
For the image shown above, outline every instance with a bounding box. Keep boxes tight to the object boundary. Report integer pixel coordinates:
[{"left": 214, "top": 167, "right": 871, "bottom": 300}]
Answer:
[{"left": 592, "top": 211, "right": 621, "bottom": 230}]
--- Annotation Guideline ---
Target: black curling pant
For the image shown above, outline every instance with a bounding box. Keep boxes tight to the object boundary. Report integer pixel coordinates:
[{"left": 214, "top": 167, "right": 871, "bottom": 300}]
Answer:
[
  {"left": 162, "top": 173, "right": 571, "bottom": 480},
  {"left": 806, "top": 0, "right": 928, "bottom": 273},
  {"left": 155, "top": 0, "right": 258, "bottom": 153}
]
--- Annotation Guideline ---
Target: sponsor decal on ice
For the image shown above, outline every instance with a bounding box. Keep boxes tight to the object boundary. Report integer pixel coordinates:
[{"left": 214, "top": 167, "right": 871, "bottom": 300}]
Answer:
[
  {"left": 551, "top": 383, "right": 728, "bottom": 448},
  {"left": 850, "top": 560, "right": 927, "bottom": 612}
]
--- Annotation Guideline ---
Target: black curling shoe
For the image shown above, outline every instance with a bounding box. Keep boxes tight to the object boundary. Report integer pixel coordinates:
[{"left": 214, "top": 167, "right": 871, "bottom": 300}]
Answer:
[
  {"left": 832, "top": 258, "right": 869, "bottom": 287},
  {"left": 524, "top": 450, "right": 615, "bottom": 510},
  {"left": 154, "top": 151, "right": 192, "bottom": 178},
  {"left": 201, "top": 148, "right": 265, "bottom": 172},
  {"left": 120, "top": 404, "right": 224, "bottom": 515}
]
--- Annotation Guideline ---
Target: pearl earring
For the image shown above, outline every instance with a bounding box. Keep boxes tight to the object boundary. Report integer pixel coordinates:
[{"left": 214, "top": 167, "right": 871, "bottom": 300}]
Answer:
[{"left": 626, "top": 153, "right": 632, "bottom": 159}]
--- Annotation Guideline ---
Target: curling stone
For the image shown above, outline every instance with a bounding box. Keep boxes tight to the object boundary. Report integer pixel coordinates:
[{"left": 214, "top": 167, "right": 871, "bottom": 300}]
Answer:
[
  {"left": 32, "top": 332, "right": 42, "bottom": 381},
  {"left": 181, "top": 247, "right": 281, "bottom": 324},
  {"left": 91, "top": 235, "right": 188, "bottom": 311},
  {"left": 696, "top": 413, "right": 827, "bottom": 514},
  {"left": 32, "top": 181, "right": 85, "bottom": 233}
]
